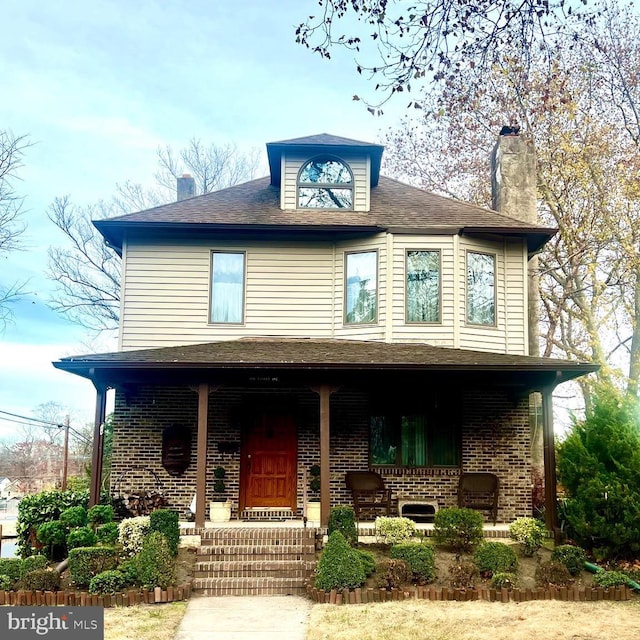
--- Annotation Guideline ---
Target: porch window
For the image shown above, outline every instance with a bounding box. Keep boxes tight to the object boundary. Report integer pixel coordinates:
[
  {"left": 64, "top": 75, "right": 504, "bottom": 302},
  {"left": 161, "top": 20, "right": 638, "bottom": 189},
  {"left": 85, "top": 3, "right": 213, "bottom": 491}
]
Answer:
[
  {"left": 297, "top": 157, "right": 353, "bottom": 209},
  {"left": 345, "top": 250, "right": 377, "bottom": 324},
  {"left": 467, "top": 251, "right": 496, "bottom": 326},
  {"left": 370, "top": 413, "right": 460, "bottom": 468},
  {"left": 210, "top": 251, "right": 245, "bottom": 323},
  {"left": 406, "top": 250, "right": 440, "bottom": 323}
]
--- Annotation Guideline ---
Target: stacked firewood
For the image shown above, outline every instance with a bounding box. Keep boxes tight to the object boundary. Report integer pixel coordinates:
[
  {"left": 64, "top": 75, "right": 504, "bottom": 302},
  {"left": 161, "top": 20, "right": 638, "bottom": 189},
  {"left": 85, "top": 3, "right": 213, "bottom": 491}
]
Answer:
[{"left": 118, "top": 491, "right": 168, "bottom": 517}]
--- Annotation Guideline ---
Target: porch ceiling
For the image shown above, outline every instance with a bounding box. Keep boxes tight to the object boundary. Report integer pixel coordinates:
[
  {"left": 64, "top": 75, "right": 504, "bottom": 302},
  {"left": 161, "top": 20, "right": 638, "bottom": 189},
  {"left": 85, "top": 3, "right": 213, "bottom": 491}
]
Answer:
[{"left": 53, "top": 338, "right": 597, "bottom": 391}]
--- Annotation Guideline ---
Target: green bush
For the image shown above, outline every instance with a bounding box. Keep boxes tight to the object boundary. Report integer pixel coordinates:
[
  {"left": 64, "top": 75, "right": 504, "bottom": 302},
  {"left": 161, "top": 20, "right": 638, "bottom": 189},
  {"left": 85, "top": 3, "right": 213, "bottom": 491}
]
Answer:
[
  {"left": 150, "top": 509, "right": 180, "bottom": 557},
  {"left": 375, "top": 516, "right": 417, "bottom": 545},
  {"left": 357, "top": 549, "right": 376, "bottom": 577},
  {"left": 535, "top": 560, "right": 574, "bottom": 587},
  {"left": 390, "top": 543, "right": 436, "bottom": 583},
  {"left": 96, "top": 522, "right": 119, "bottom": 546},
  {"left": 89, "top": 570, "right": 126, "bottom": 595},
  {"left": 557, "top": 387, "right": 640, "bottom": 560},
  {"left": 593, "top": 570, "right": 629, "bottom": 588},
  {"left": 136, "top": 532, "right": 176, "bottom": 589},
  {"left": 0, "top": 575, "right": 11, "bottom": 590},
  {"left": 509, "top": 518, "right": 546, "bottom": 556},
  {"left": 551, "top": 545, "right": 587, "bottom": 576},
  {"left": 36, "top": 521, "right": 68, "bottom": 560},
  {"left": 492, "top": 572, "right": 518, "bottom": 589},
  {"left": 375, "top": 558, "right": 410, "bottom": 590},
  {"left": 117, "top": 558, "right": 141, "bottom": 587},
  {"left": 60, "top": 506, "right": 88, "bottom": 529},
  {"left": 17, "top": 488, "right": 89, "bottom": 557},
  {"left": 20, "top": 555, "right": 48, "bottom": 578},
  {"left": 67, "top": 526, "right": 98, "bottom": 551},
  {"left": 118, "top": 516, "right": 150, "bottom": 557},
  {"left": 474, "top": 542, "right": 518, "bottom": 576},
  {"left": 68, "top": 547, "right": 119, "bottom": 588},
  {"left": 21, "top": 569, "right": 61, "bottom": 591},
  {"left": 433, "top": 508, "right": 484, "bottom": 552},
  {"left": 315, "top": 531, "right": 366, "bottom": 591},
  {"left": 87, "top": 505, "right": 115, "bottom": 527},
  {"left": 328, "top": 506, "right": 358, "bottom": 547},
  {"left": 448, "top": 559, "right": 478, "bottom": 589},
  {"left": 0, "top": 559, "right": 22, "bottom": 585}
]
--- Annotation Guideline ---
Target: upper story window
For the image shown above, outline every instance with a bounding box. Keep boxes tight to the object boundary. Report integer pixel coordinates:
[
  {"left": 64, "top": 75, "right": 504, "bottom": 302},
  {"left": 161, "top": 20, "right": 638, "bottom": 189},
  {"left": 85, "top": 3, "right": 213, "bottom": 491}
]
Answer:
[
  {"left": 467, "top": 251, "right": 496, "bottom": 326},
  {"left": 297, "top": 157, "right": 353, "bottom": 209},
  {"left": 406, "top": 250, "right": 440, "bottom": 323},
  {"left": 210, "top": 251, "right": 245, "bottom": 323},
  {"left": 345, "top": 250, "right": 377, "bottom": 324}
]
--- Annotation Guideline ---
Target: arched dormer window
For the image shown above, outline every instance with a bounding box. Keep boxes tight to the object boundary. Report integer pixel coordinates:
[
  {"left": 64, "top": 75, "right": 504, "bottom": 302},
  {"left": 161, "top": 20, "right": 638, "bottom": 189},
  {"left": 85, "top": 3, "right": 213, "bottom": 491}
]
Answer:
[{"left": 297, "top": 157, "right": 353, "bottom": 209}]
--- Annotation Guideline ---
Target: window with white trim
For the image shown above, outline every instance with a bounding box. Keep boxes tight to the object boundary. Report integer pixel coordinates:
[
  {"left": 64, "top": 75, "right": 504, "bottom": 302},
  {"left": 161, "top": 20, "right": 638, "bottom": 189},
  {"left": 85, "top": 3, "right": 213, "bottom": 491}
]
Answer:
[{"left": 210, "top": 251, "right": 245, "bottom": 323}]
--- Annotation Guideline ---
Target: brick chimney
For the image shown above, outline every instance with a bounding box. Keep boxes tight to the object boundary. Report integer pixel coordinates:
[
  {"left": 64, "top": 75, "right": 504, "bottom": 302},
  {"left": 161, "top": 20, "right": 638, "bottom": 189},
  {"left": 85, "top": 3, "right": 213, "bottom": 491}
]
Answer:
[
  {"left": 490, "top": 128, "right": 537, "bottom": 224},
  {"left": 177, "top": 173, "right": 196, "bottom": 201}
]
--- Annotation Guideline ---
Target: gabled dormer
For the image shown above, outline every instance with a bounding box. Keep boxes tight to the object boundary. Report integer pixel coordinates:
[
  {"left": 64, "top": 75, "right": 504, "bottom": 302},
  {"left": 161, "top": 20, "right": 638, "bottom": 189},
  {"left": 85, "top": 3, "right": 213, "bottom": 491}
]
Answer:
[{"left": 266, "top": 133, "right": 384, "bottom": 212}]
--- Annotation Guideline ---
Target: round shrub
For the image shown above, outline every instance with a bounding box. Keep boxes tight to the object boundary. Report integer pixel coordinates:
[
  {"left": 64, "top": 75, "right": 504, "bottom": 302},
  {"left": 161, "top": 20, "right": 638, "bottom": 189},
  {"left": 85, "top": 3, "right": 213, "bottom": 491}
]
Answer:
[
  {"left": 535, "top": 560, "right": 573, "bottom": 587},
  {"left": 448, "top": 559, "right": 478, "bottom": 589},
  {"left": 328, "top": 506, "right": 358, "bottom": 547},
  {"left": 60, "top": 506, "right": 88, "bottom": 529},
  {"left": 0, "top": 559, "right": 22, "bottom": 585},
  {"left": 68, "top": 547, "right": 119, "bottom": 588},
  {"left": 67, "top": 527, "right": 98, "bottom": 551},
  {"left": 357, "top": 549, "right": 376, "bottom": 577},
  {"left": 433, "top": 508, "right": 484, "bottom": 552},
  {"left": 390, "top": 543, "right": 436, "bottom": 583},
  {"left": 551, "top": 545, "right": 587, "bottom": 576},
  {"left": 21, "top": 569, "right": 61, "bottom": 591},
  {"left": 315, "top": 531, "right": 366, "bottom": 591},
  {"left": 89, "top": 570, "right": 126, "bottom": 595},
  {"left": 20, "top": 555, "right": 48, "bottom": 578},
  {"left": 117, "top": 558, "right": 141, "bottom": 587},
  {"left": 150, "top": 509, "right": 180, "bottom": 557},
  {"left": 492, "top": 572, "right": 518, "bottom": 589},
  {"left": 36, "top": 521, "right": 67, "bottom": 560},
  {"left": 474, "top": 542, "right": 518, "bottom": 577},
  {"left": 375, "top": 516, "right": 417, "bottom": 545},
  {"left": 509, "top": 518, "right": 546, "bottom": 556},
  {"left": 593, "top": 570, "right": 629, "bottom": 588},
  {"left": 96, "top": 522, "right": 119, "bottom": 546},
  {"left": 87, "top": 504, "right": 115, "bottom": 527},
  {"left": 0, "top": 574, "right": 12, "bottom": 590},
  {"left": 137, "top": 532, "right": 176, "bottom": 589},
  {"left": 375, "top": 558, "right": 410, "bottom": 590}
]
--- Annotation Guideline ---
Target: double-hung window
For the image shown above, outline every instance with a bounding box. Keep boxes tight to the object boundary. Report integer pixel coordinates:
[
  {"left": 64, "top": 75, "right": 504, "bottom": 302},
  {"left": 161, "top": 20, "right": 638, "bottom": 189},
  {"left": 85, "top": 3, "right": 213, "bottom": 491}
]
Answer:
[
  {"left": 370, "top": 398, "right": 460, "bottom": 468},
  {"left": 406, "top": 250, "right": 440, "bottom": 323},
  {"left": 467, "top": 251, "right": 496, "bottom": 326},
  {"left": 345, "top": 250, "right": 377, "bottom": 324},
  {"left": 210, "top": 251, "right": 245, "bottom": 323}
]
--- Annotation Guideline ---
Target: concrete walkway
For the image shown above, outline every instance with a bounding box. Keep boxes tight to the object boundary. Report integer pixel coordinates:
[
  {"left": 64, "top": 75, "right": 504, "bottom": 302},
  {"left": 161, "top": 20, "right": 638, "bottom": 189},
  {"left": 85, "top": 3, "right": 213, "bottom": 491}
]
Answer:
[{"left": 174, "top": 595, "right": 313, "bottom": 640}]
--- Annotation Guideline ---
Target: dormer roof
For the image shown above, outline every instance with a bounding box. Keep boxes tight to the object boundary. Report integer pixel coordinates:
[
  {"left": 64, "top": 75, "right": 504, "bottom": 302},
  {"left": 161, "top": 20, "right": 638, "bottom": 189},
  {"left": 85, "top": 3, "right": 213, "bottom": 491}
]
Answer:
[{"left": 266, "top": 133, "right": 384, "bottom": 187}]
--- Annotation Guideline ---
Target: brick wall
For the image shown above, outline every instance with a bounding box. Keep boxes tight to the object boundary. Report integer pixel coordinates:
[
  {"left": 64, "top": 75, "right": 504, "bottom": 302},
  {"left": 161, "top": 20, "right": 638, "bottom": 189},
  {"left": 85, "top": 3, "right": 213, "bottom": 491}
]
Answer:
[{"left": 110, "top": 384, "right": 531, "bottom": 522}]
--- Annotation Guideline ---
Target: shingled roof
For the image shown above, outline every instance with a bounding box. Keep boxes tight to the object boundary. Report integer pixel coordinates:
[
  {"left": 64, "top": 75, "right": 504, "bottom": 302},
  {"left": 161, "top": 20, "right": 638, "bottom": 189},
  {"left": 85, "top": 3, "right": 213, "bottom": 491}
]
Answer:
[
  {"left": 54, "top": 338, "right": 597, "bottom": 386},
  {"left": 95, "top": 176, "right": 555, "bottom": 254}
]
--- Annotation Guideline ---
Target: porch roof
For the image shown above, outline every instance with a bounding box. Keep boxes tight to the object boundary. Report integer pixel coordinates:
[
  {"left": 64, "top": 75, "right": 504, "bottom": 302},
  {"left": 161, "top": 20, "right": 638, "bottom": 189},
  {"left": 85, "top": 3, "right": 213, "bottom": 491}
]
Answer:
[{"left": 53, "top": 338, "right": 597, "bottom": 389}]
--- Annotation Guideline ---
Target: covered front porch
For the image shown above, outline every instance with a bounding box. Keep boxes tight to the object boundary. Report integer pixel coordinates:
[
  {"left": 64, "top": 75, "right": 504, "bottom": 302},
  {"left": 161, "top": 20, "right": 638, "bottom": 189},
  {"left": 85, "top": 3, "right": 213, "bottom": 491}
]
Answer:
[{"left": 53, "top": 338, "right": 597, "bottom": 534}]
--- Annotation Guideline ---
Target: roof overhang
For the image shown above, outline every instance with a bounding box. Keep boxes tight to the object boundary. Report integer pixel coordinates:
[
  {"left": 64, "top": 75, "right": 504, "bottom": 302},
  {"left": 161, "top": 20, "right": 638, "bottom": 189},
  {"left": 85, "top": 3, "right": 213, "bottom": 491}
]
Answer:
[{"left": 54, "top": 338, "right": 598, "bottom": 392}]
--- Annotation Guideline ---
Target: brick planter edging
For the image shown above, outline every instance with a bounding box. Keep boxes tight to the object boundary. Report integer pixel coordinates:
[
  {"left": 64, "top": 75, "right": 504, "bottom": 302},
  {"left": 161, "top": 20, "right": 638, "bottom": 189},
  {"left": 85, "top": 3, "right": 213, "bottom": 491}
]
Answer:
[
  {"left": 306, "top": 584, "right": 634, "bottom": 604},
  {"left": 0, "top": 583, "right": 192, "bottom": 608}
]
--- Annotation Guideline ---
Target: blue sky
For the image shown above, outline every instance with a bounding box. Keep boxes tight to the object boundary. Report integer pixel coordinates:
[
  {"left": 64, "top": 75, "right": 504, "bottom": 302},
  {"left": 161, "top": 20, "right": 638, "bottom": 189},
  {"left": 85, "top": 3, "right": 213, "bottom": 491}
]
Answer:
[{"left": 0, "top": 0, "right": 409, "bottom": 437}]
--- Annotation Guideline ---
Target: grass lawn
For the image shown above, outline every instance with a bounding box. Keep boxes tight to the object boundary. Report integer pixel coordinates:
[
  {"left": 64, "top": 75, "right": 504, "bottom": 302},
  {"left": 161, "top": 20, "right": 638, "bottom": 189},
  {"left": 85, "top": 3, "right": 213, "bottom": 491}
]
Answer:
[
  {"left": 104, "top": 601, "right": 187, "bottom": 640},
  {"left": 307, "top": 598, "right": 640, "bottom": 640}
]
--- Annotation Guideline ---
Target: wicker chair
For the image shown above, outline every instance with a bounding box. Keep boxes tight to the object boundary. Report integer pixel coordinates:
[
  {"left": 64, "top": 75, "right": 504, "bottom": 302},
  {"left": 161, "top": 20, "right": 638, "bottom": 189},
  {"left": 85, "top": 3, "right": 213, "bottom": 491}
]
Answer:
[
  {"left": 457, "top": 472, "right": 499, "bottom": 524},
  {"left": 345, "top": 471, "right": 392, "bottom": 520}
]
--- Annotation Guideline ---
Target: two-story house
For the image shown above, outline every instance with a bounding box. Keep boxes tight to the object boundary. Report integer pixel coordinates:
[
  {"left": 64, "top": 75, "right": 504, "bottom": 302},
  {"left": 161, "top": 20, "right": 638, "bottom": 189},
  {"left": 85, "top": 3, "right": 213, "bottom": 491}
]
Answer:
[{"left": 54, "top": 133, "right": 596, "bottom": 531}]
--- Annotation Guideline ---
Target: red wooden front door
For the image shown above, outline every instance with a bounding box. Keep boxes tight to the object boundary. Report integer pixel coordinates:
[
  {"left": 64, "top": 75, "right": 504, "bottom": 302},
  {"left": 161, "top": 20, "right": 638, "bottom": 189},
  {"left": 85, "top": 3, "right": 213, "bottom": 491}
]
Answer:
[{"left": 241, "top": 412, "right": 297, "bottom": 510}]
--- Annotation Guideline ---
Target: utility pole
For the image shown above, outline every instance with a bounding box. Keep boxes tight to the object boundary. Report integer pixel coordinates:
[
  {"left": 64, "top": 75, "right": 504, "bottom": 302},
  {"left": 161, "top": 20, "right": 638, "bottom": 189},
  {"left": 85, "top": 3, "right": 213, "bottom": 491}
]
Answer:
[{"left": 61, "top": 415, "right": 70, "bottom": 491}]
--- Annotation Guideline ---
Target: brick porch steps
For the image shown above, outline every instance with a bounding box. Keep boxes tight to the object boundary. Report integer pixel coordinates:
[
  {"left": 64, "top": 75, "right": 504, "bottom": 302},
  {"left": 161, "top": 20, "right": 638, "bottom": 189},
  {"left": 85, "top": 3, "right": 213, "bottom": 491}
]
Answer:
[{"left": 192, "top": 527, "right": 317, "bottom": 596}]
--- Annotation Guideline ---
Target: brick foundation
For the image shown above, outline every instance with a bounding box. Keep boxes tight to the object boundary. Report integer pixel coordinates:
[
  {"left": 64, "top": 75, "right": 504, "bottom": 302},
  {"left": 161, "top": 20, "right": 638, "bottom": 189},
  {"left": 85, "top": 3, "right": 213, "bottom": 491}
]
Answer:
[{"left": 110, "top": 384, "right": 531, "bottom": 523}]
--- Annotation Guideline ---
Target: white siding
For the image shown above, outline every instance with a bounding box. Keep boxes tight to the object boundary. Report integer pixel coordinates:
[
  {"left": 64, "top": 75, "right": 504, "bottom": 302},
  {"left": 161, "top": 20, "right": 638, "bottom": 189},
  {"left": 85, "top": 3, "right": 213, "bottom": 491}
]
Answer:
[{"left": 281, "top": 151, "right": 370, "bottom": 211}]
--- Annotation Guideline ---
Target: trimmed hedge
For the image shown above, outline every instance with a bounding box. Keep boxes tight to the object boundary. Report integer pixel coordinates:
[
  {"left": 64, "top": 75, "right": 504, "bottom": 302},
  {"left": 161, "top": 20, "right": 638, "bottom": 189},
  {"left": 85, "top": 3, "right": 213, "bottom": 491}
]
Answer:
[
  {"left": 149, "top": 509, "right": 180, "bottom": 557},
  {"left": 136, "top": 532, "right": 176, "bottom": 590},
  {"left": 328, "top": 506, "right": 358, "bottom": 547},
  {"left": 87, "top": 504, "right": 115, "bottom": 527},
  {"left": 89, "top": 570, "right": 127, "bottom": 595},
  {"left": 118, "top": 516, "right": 150, "bottom": 558},
  {"left": 433, "top": 508, "right": 484, "bottom": 552},
  {"left": 60, "top": 506, "right": 88, "bottom": 529},
  {"left": 96, "top": 522, "right": 119, "bottom": 546},
  {"left": 390, "top": 543, "right": 436, "bottom": 583},
  {"left": 67, "top": 527, "right": 98, "bottom": 551},
  {"left": 68, "top": 547, "right": 119, "bottom": 588},
  {"left": 474, "top": 541, "right": 518, "bottom": 576},
  {"left": 315, "top": 531, "right": 366, "bottom": 591},
  {"left": 0, "top": 559, "right": 22, "bottom": 585},
  {"left": 509, "top": 517, "right": 546, "bottom": 556},
  {"left": 552, "top": 545, "right": 587, "bottom": 576},
  {"left": 375, "top": 517, "right": 417, "bottom": 545},
  {"left": 21, "top": 569, "right": 61, "bottom": 592}
]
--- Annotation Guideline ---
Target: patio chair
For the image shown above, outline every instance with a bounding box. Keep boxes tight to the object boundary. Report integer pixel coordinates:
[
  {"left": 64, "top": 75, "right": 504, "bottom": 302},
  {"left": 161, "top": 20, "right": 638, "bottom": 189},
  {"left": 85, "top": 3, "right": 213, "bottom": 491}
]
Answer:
[
  {"left": 457, "top": 472, "right": 499, "bottom": 525},
  {"left": 345, "top": 471, "right": 392, "bottom": 520}
]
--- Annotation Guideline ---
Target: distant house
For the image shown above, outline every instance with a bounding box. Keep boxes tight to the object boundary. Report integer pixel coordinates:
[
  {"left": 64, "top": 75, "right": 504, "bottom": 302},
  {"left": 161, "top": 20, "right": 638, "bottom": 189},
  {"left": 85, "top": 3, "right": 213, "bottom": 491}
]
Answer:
[
  {"left": 0, "top": 477, "right": 22, "bottom": 500},
  {"left": 54, "top": 132, "right": 596, "bottom": 531}
]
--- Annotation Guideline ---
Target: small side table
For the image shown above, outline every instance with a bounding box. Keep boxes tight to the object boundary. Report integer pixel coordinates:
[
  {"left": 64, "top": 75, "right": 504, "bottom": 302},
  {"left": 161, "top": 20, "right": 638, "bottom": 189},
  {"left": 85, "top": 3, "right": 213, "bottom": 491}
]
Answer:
[{"left": 398, "top": 499, "right": 439, "bottom": 523}]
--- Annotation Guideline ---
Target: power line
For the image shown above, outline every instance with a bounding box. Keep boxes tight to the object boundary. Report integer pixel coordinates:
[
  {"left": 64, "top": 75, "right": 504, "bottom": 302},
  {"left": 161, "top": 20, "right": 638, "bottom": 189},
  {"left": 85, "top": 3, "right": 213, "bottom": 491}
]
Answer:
[{"left": 0, "top": 409, "right": 92, "bottom": 446}]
